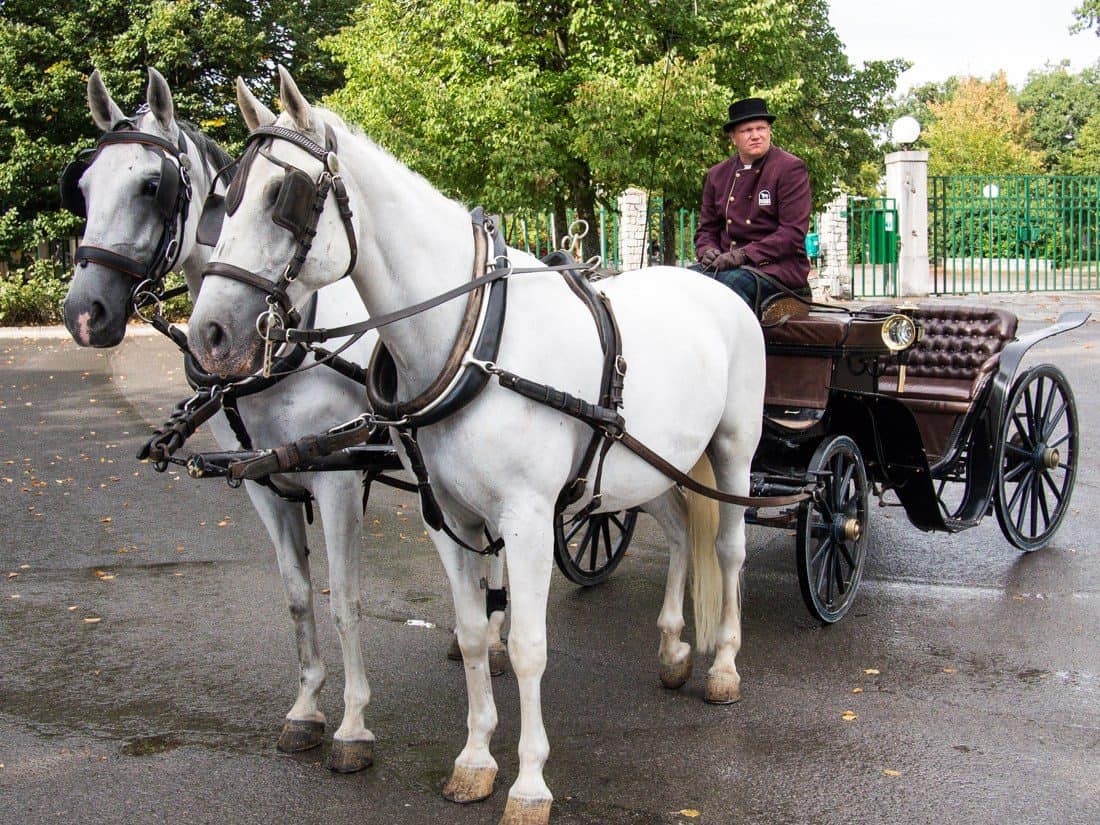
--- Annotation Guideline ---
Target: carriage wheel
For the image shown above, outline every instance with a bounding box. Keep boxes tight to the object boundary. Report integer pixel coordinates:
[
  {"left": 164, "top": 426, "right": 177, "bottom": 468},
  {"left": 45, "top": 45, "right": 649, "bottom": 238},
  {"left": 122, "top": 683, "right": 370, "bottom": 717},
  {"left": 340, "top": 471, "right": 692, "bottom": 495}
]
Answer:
[
  {"left": 994, "top": 365, "right": 1078, "bottom": 552},
  {"left": 553, "top": 509, "right": 638, "bottom": 586},
  {"left": 796, "top": 435, "right": 870, "bottom": 623}
]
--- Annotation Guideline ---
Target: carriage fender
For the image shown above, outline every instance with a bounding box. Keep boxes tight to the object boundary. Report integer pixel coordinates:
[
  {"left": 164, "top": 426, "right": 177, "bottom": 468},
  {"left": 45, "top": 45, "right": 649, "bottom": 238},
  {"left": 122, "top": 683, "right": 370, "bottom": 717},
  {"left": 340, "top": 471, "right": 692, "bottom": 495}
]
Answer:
[{"left": 985, "top": 311, "right": 1090, "bottom": 437}]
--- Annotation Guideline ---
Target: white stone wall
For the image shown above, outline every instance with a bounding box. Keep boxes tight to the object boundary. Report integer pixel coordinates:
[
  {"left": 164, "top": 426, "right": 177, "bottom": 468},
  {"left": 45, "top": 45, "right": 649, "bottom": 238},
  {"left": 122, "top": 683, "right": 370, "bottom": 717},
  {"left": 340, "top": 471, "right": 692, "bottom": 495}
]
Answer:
[{"left": 617, "top": 187, "right": 649, "bottom": 271}]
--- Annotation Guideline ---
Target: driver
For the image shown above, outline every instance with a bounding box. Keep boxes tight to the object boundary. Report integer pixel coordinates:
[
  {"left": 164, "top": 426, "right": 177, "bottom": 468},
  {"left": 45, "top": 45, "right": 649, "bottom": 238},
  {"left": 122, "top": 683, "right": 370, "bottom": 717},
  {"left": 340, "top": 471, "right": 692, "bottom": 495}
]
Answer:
[{"left": 693, "top": 97, "right": 813, "bottom": 311}]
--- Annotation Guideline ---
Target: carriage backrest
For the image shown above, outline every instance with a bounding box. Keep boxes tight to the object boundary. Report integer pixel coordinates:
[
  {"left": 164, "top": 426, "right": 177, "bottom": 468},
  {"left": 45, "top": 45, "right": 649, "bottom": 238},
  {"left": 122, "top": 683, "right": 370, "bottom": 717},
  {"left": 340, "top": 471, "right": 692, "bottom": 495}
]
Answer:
[{"left": 872, "top": 305, "right": 1018, "bottom": 384}]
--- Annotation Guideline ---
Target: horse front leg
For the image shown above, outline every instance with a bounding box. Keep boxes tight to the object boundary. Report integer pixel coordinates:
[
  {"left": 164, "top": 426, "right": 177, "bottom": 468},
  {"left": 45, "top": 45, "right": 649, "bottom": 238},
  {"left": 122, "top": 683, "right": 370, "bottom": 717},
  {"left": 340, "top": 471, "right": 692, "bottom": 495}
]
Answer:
[
  {"left": 245, "top": 481, "right": 326, "bottom": 752},
  {"left": 497, "top": 511, "right": 556, "bottom": 825},
  {"left": 447, "top": 551, "right": 509, "bottom": 677},
  {"left": 435, "top": 526, "right": 500, "bottom": 805},
  {"left": 311, "top": 471, "right": 374, "bottom": 773},
  {"left": 644, "top": 490, "right": 695, "bottom": 690}
]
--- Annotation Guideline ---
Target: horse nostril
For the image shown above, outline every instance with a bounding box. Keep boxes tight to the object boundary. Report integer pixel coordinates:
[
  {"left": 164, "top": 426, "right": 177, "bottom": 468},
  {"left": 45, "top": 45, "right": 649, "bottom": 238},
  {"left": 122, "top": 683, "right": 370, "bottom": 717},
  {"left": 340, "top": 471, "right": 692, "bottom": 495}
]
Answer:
[
  {"left": 204, "top": 321, "right": 228, "bottom": 355},
  {"left": 89, "top": 300, "right": 106, "bottom": 327}
]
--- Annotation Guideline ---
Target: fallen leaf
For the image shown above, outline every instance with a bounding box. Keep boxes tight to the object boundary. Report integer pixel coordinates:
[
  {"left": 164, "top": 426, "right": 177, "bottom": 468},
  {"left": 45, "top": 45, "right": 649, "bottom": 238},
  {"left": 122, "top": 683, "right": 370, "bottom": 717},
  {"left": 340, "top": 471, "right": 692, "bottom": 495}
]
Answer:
[
  {"left": 83, "top": 617, "right": 102, "bottom": 624},
  {"left": 6, "top": 572, "right": 18, "bottom": 580},
  {"left": 842, "top": 711, "right": 858, "bottom": 721},
  {"left": 321, "top": 588, "right": 331, "bottom": 595},
  {"left": 19, "top": 564, "right": 29, "bottom": 569},
  {"left": 863, "top": 668, "right": 880, "bottom": 675},
  {"left": 883, "top": 769, "right": 902, "bottom": 777},
  {"left": 217, "top": 520, "right": 229, "bottom": 528},
  {"left": 943, "top": 667, "right": 957, "bottom": 674},
  {"left": 68, "top": 606, "right": 78, "bottom": 611},
  {"left": 10, "top": 594, "right": 20, "bottom": 600},
  {"left": 100, "top": 517, "right": 112, "bottom": 524},
  {"left": 852, "top": 687, "right": 863, "bottom": 694},
  {"left": 679, "top": 811, "right": 701, "bottom": 819}
]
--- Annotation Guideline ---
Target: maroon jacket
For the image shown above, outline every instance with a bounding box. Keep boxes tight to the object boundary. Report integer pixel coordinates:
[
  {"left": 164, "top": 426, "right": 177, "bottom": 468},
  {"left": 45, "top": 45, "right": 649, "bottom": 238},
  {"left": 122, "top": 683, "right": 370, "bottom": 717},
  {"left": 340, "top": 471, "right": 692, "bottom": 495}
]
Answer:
[{"left": 693, "top": 146, "right": 812, "bottom": 288}]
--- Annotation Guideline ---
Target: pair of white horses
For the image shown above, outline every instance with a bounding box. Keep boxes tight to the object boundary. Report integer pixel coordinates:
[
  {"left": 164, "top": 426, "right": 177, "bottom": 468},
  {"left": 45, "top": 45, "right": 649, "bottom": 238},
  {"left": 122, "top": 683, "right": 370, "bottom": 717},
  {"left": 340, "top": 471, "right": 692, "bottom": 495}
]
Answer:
[{"left": 66, "top": 67, "right": 765, "bottom": 825}]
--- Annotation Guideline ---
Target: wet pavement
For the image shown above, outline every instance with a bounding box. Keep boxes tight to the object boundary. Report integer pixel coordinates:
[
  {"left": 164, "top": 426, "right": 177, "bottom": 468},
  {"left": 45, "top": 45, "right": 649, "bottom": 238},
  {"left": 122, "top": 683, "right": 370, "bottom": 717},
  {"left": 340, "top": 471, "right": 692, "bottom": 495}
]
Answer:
[{"left": 1, "top": 296, "right": 1098, "bottom": 824}]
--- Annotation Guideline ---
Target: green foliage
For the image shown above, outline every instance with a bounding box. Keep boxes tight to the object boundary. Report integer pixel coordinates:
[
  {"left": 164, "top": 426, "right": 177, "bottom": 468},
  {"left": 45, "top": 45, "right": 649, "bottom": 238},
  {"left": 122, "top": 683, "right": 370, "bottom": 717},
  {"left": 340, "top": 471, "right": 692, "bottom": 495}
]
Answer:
[
  {"left": 1071, "top": 1, "right": 1100, "bottom": 34},
  {"left": 0, "top": 0, "right": 357, "bottom": 264},
  {"left": 1019, "top": 61, "right": 1100, "bottom": 171},
  {"left": 1063, "top": 115, "right": 1100, "bottom": 174},
  {"left": 324, "top": 0, "right": 904, "bottom": 236},
  {"left": 0, "top": 258, "right": 68, "bottom": 325},
  {"left": 924, "top": 75, "right": 1044, "bottom": 176}
]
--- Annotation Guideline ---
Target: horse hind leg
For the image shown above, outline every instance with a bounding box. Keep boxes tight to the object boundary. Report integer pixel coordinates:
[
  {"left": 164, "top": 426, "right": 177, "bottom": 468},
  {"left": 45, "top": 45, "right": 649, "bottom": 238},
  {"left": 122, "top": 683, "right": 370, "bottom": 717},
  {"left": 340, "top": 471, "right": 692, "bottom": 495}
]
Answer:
[
  {"left": 701, "top": 434, "right": 755, "bottom": 705},
  {"left": 244, "top": 482, "right": 327, "bottom": 752},
  {"left": 312, "top": 472, "right": 375, "bottom": 773},
  {"left": 643, "top": 490, "right": 694, "bottom": 690}
]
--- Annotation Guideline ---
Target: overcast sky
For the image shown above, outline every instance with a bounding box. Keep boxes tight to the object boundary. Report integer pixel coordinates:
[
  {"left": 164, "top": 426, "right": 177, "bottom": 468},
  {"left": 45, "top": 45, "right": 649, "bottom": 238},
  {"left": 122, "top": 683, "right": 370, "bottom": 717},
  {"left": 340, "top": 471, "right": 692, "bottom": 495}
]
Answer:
[{"left": 827, "top": 0, "right": 1098, "bottom": 91}]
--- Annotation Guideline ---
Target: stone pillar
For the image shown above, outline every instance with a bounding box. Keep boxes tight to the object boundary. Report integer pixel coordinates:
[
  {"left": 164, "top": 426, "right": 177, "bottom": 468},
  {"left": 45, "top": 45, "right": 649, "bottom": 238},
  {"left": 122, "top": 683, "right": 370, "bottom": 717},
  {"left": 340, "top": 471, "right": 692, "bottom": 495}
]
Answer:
[
  {"left": 617, "top": 187, "right": 649, "bottom": 271},
  {"left": 885, "top": 150, "right": 931, "bottom": 296},
  {"left": 812, "top": 194, "right": 850, "bottom": 299}
]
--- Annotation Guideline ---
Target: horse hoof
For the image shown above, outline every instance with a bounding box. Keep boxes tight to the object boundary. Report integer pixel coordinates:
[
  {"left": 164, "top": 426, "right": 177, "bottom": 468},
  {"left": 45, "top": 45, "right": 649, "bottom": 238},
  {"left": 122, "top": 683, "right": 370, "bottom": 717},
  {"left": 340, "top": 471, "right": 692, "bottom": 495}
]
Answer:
[
  {"left": 446, "top": 633, "right": 463, "bottom": 661},
  {"left": 500, "top": 795, "right": 553, "bottom": 825},
  {"left": 277, "top": 719, "right": 325, "bottom": 752},
  {"left": 326, "top": 738, "right": 374, "bottom": 773},
  {"left": 659, "top": 657, "right": 693, "bottom": 690},
  {"left": 442, "top": 764, "right": 497, "bottom": 803},
  {"left": 704, "top": 673, "right": 741, "bottom": 705},
  {"left": 489, "top": 643, "right": 508, "bottom": 677}
]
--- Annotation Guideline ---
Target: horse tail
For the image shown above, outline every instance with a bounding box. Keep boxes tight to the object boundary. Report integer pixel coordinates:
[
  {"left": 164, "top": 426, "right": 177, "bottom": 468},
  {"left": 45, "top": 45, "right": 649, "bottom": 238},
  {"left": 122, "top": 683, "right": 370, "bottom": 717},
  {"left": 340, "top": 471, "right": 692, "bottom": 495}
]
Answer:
[{"left": 687, "top": 454, "right": 722, "bottom": 655}]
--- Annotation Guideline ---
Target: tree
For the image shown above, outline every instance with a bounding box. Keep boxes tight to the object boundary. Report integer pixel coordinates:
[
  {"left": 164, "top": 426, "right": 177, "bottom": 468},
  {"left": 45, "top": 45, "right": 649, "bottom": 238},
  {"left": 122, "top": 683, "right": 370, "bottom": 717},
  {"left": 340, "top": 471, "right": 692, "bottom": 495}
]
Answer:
[
  {"left": 1019, "top": 61, "right": 1100, "bottom": 171},
  {"left": 1063, "top": 115, "right": 1100, "bottom": 174},
  {"left": 0, "top": 0, "right": 357, "bottom": 263},
  {"left": 1071, "top": 1, "right": 1100, "bottom": 34},
  {"left": 924, "top": 74, "right": 1044, "bottom": 176},
  {"left": 325, "top": 0, "right": 904, "bottom": 256}
]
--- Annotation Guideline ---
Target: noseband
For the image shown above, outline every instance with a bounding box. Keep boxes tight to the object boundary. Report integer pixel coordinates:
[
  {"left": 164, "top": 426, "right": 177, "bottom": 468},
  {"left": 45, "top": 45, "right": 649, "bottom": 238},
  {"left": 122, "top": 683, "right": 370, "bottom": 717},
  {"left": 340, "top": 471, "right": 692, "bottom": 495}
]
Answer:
[
  {"left": 59, "top": 112, "right": 193, "bottom": 300},
  {"left": 200, "top": 124, "right": 358, "bottom": 333}
]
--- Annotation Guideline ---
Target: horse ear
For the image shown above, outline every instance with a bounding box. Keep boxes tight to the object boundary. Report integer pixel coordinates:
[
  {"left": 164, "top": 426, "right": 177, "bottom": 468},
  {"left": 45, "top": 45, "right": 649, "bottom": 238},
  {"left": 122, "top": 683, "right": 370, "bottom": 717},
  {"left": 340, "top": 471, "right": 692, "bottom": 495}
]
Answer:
[
  {"left": 146, "top": 67, "right": 176, "bottom": 131},
  {"left": 236, "top": 77, "right": 276, "bottom": 131},
  {"left": 277, "top": 65, "right": 315, "bottom": 133},
  {"left": 87, "top": 69, "right": 126, "bottom": 132}
]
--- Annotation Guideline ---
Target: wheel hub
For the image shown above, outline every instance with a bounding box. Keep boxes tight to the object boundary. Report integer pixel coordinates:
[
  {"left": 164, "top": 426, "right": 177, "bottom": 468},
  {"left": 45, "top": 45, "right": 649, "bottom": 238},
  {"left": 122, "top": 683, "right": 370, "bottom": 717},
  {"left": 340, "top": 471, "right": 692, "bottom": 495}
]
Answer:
[
  {"left": 1042, "top": 446, "right": 1060, "bottom": 470},
  {"left": 831, "top": 515, "right": 861, "bottom": 542}
]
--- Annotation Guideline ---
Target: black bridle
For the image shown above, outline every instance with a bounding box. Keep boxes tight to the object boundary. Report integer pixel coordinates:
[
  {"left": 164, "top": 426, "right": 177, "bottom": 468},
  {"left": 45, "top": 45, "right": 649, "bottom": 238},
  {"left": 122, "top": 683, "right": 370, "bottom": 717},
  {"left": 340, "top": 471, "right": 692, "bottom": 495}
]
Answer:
[
  {"left": 59, "top": 113, "right": 194, "bottom": 302},
  {"left": 201, "top": 124, "right": 358, "bottom": 337}
]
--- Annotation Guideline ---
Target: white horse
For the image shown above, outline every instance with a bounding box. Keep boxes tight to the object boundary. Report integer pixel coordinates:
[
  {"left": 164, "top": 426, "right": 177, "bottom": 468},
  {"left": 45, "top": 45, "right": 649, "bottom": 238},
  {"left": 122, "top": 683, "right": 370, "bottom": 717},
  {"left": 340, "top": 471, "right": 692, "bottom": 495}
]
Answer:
[
  {"left": 188, "top": 67, "right": 764, "bottom": 825},
  {"left": 60, "top": 67, "right": 506, "bottom": 772}
]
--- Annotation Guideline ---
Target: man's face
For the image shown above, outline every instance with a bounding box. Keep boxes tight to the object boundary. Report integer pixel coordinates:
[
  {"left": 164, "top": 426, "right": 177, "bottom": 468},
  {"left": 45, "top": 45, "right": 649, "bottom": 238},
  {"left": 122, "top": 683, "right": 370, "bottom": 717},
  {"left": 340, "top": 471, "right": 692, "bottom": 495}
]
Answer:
[{"left": 730, "top": 119, "right": 772, "bottom": 162}]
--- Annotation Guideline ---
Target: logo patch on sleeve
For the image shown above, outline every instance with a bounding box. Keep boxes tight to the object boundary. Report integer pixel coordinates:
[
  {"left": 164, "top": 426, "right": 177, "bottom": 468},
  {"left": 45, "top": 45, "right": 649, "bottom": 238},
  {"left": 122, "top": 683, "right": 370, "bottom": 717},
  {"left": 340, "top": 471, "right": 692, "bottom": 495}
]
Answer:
[{"left": 758, "top": 189, "right": 772, "bottom": 206}]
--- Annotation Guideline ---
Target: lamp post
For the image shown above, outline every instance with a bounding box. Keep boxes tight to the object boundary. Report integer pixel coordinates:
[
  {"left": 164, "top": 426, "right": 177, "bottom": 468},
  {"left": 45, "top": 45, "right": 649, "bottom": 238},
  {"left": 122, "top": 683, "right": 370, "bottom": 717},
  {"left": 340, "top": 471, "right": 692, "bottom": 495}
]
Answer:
[{"left": 886, "top": 117, "right": 931, "bottom": 296}]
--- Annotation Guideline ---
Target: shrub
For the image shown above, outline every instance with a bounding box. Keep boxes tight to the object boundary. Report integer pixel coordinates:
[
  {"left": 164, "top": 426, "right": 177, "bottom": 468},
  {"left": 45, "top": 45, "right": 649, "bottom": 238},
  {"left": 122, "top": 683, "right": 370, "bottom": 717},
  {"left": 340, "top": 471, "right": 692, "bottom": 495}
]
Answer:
[{"left": 0, "top": 259, "right": 68, "bottom": 325}]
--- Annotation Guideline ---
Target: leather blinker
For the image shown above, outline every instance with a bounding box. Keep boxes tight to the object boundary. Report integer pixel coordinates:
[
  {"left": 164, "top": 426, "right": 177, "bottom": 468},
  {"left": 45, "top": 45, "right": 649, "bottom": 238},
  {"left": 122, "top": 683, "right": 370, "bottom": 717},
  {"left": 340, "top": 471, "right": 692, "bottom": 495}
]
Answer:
[{"left": 273, "top": 168, "right": 316, "bottom": 236}]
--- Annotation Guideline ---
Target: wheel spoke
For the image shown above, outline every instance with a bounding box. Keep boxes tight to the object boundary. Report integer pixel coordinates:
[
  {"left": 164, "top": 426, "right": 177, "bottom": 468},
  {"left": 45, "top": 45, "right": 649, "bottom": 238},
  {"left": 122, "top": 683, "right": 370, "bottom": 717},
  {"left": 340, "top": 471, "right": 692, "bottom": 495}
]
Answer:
[
  {"left": 838, "top": 540, "right": 856, "bottom": 570},
  {"left": 837, "top": 462, "right": 856, "bottom": 511},
  {"left": 563, "top": 516, "right": 588, "bottom": 544},
  {"left": 1030, "top": 473, "right": 1040, "bottom": 536},
  {"left": 834, "top": 551, "right": 847, "bottom": 596},
  {"left": 600, "top": 518, "right": 613, "bottom": 564},
  {"left": 1013, "top": 473, "right": 1033, "bottom": 533},
  {"left": 1048, "top": 432, "right": 1071, "bottom": 450},
  {"left": 1041, "top": 468, "right": 1066, "bottom": 503},
  {"left": 810, "top": 533, "right": 833, "bottom": 568},
  {"left": 1010, "top": 412, "right": 1032, "bottom": 449},
  {"left": 609, "top": 514, "right": 626, "bottom": 533},
  {"left": 572, "top": 521, "right": 597, "bottom": 568},
  {"left": 1023, "top": 385, "right": 1037, "bottom": 442},
  {"left": 1036, "top": 476, "right": 1051, "bottom": 527},
  {"left": 1039, "top": 382, "right": 1058, "bottom": 433},
  {"left": 824, "top": 545, "right": 835, "bottom": 605},
  {"left": 1004, "top": 459, "right": 1030, "bottom": 483},
  {"left": 1042, "top": 400, "right": 1068, "bottom": 442}
]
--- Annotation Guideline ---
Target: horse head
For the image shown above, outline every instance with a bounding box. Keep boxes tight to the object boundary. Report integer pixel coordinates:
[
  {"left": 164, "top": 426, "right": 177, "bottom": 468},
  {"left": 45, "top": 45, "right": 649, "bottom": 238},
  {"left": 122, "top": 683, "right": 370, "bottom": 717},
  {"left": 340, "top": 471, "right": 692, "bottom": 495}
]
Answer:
[
  {"left": 62, "top": 67, "right": 220, "bottom": 347},
  {"left": 189, "top": 66, "right": 359, "bottom": 378}
]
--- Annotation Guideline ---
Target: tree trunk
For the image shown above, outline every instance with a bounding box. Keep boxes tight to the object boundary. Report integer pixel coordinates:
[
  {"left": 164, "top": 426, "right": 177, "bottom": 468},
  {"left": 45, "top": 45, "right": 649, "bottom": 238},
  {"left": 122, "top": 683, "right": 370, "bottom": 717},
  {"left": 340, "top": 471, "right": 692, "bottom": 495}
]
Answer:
[
  {"left": 566, "top": 162, "right": 600, "bottom": 261},
  {"left": 661, "top": 198, "right": 678, "bottom": 266}
]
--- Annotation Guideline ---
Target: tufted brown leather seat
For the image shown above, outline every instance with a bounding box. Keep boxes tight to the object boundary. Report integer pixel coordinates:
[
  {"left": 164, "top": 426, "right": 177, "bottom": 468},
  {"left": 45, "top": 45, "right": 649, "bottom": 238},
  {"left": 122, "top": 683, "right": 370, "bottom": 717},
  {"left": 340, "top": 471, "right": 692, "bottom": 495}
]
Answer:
[{"left": 868, "top": 304, "right": 1018, "bottom": 458}]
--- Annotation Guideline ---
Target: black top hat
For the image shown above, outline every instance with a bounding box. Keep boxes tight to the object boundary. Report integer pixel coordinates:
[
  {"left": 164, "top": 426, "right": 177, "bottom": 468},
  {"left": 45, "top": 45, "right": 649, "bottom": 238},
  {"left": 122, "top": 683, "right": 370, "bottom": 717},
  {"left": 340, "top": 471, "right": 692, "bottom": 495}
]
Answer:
[{"left": 723, "top": 97, "right": 776, "bottom": 133}]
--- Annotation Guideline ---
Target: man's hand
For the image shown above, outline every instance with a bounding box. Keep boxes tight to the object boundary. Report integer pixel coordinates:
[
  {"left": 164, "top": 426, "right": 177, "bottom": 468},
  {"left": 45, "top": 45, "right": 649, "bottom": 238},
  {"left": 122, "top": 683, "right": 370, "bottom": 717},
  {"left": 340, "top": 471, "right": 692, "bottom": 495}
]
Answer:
[
  {"left": 699, "top": 247, "right": 720, "bottom": 267},
  {"left": 713, "top": 248, "right": 748, "bottom": 271}
]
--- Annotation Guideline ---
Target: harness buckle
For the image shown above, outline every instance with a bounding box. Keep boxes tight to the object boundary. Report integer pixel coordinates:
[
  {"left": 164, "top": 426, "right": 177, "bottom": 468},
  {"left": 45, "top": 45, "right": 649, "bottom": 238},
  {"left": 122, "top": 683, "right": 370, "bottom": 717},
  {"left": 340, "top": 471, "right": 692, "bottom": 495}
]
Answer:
[{"left": 615, "top": 355, "right": 628, "bottom": 377}]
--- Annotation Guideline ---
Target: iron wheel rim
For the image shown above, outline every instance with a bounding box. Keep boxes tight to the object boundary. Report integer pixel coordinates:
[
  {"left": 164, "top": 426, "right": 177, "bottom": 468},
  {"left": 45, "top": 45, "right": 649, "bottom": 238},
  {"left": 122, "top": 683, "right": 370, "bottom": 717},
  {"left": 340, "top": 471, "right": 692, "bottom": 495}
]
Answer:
[{"left": 553, "top": 508, "right": 638, "bottom": 586}]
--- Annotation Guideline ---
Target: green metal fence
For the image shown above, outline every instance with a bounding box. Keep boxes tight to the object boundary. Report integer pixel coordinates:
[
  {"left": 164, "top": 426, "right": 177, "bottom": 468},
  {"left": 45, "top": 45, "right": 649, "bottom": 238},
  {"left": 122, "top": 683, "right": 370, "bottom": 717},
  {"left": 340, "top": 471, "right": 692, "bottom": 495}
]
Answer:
[
  {"left": 847, "top": 196, "right": 899, "bottom": 298},
  {"left": 500, "top": 204, "right": 698, "bottom": 270},
  {"left": 930, "top": 175, "right": 1100, "bottom": 293}
]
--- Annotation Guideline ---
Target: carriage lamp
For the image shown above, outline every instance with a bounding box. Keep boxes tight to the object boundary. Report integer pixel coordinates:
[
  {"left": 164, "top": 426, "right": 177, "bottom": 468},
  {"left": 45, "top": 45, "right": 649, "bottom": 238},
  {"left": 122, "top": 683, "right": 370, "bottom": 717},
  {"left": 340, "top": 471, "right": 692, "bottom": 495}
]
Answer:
[{"left": 881, "top": 314, "right": 918, "bottom": 352}]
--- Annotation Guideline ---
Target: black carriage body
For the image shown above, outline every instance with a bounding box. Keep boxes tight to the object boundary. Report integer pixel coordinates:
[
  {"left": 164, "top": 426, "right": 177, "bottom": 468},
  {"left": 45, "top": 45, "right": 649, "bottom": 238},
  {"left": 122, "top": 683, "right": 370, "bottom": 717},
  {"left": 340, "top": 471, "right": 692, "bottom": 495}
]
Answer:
[{"left": 755, "top": 304, "right": 1088, "bottom": 534}]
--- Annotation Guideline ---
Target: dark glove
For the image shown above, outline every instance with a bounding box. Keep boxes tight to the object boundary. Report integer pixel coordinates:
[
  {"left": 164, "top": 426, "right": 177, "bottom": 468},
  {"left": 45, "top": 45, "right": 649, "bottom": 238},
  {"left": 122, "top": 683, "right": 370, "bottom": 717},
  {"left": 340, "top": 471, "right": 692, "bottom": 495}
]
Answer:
[
  {"left": 713, "top": 248, "right": 748, "bottom": 271},
  {"left": 699, "top": 247, "right": 720, "bottom": 267}
]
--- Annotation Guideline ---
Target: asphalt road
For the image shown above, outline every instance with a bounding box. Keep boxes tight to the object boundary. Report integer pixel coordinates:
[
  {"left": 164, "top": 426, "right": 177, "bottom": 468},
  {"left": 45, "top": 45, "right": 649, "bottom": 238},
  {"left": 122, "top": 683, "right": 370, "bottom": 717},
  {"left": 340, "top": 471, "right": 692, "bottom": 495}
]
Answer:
[{"left": 1, "top": 295, "right": 1098, "bottom": 825}]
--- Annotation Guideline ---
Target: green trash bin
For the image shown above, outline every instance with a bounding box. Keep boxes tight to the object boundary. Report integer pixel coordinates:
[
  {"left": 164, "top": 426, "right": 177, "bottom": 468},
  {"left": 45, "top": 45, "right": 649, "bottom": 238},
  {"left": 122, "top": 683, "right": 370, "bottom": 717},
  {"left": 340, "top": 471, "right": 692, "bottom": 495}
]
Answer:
[{"left": 867, "top": 207, "right": 899, "bottom": 264}]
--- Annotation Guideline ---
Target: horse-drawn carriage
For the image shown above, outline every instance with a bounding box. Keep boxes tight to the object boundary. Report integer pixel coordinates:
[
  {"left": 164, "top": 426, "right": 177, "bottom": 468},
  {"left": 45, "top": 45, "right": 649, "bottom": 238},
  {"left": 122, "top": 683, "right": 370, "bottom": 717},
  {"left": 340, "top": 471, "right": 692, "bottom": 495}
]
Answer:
[{"left": 62, "top": 66, "right": 1086, "bottom": 824}]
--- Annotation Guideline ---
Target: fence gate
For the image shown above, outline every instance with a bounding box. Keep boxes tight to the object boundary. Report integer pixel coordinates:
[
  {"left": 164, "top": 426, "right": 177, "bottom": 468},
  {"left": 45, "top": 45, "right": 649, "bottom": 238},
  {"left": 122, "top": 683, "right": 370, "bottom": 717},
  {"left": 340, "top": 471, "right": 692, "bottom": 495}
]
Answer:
[
  {"left": 930, "top": 175, "right": 1100, "bottom": 294},
  {"left": 847, "top": 197, "right": 899, "bottom": 298}
]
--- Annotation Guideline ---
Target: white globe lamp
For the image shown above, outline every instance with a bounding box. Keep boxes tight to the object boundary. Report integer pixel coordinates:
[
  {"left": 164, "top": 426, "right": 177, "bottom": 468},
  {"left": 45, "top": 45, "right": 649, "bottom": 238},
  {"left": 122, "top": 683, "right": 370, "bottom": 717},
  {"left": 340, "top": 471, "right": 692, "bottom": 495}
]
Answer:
[{"left": 891, "top": 116, "right": 921, "bottom": 148}]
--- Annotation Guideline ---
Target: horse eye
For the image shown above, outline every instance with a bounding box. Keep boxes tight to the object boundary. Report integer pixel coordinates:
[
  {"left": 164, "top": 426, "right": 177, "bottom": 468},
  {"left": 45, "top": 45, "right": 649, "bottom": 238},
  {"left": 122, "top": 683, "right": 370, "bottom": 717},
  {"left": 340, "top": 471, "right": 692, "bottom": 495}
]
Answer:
[{"left": 141, "top": 179, "right": 158, "bottom": 197}]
